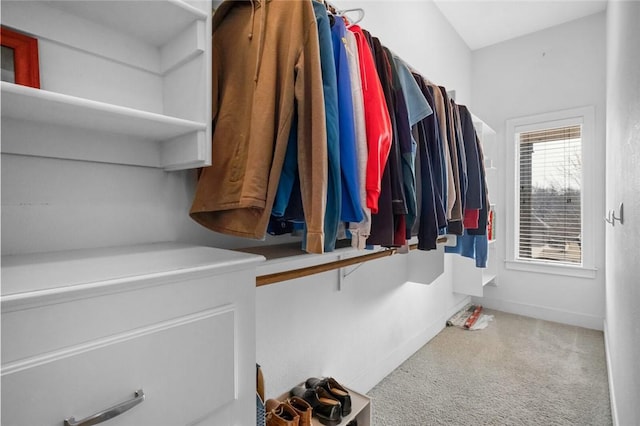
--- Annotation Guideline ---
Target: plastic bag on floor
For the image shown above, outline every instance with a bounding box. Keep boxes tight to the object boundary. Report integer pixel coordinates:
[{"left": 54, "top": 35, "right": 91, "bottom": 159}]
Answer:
[
  {"left": 469, "top": 314, "right": 494, "bottom": 330},
  {"left": 447, "top": 304, "right": 494, "bottom": 331}
]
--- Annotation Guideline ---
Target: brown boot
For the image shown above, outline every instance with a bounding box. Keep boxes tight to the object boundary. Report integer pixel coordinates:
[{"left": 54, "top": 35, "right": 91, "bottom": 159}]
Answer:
[
  {"left": 257, "top": 364, "right": 265, "bottom": 402},
  {"left": 286, "top": 396, "right": 313, "bottom": 426},
  {"left": 265, "top": 399, "right": 300, "bottom": 426}
]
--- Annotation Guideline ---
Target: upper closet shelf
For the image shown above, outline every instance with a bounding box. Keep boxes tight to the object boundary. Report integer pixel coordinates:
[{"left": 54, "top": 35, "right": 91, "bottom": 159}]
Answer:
[
  {"left": 472, "top": 115, "right": 497, "bottom": 137},
  {"left": 1, "top": 82, "right": 208, "bottom": 170},
  {"left": 1, "top": 82, "right": 205, "bottom": 139},
  {"left": 4, "top": 0, "right": 207, "bottom": 75},
  {"left": 46, "top": 0, "right": 209, "bottom": 46}
]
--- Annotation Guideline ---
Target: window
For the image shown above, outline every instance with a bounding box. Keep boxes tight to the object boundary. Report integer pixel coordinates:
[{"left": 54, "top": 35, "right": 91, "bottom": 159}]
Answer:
[
  {"left": 506, "top": 107, "right": 596, "bottom": 277},
  {"left": 518, "top": 124, "right": 582, "bottom": 265}
]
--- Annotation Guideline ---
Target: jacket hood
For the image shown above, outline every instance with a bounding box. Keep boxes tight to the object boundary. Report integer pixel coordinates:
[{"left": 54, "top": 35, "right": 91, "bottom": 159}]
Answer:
[{"left": 213, "top": 0, "right": 271, "bottom": 82}]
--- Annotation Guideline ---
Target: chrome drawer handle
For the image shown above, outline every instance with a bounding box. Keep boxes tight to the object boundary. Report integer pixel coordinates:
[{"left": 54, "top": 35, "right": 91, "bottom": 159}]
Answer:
[{"left": 64, "top": 389, "right": 145, "bottom": 426}]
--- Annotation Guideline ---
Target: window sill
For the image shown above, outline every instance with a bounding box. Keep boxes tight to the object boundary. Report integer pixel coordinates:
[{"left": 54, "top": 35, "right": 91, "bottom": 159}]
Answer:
[{"left": 504, "top": 260, "right": 598, "bottom": 279}]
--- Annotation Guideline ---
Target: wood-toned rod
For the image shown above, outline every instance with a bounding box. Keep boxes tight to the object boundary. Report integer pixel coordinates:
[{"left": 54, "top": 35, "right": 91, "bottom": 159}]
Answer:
[
  {"left": 255, "top": 236, "right": 448, "bottom": 287},
  {"left": 256, "top": 248, "right": 397, "bottom": 286}
]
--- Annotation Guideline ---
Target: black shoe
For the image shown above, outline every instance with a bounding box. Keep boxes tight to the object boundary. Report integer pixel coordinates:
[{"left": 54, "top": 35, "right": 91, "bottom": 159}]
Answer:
[
  {"left": 290, "top": 385, "right": 342, "bottom": 426},
  {"left": 305, "top": 377, "right": 352, "bottom": 416}
]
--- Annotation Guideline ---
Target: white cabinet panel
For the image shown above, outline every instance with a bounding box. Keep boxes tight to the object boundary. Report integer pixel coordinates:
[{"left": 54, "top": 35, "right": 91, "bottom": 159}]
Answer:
[
  {"left": 2, "top": 308, "right": 235, "bottom": 426},
  {"left": 407, "top": 245, "right": 445, "bottom": 285},
  {"left": 2, "top": 243, "right": 263, "bottom": 426}
]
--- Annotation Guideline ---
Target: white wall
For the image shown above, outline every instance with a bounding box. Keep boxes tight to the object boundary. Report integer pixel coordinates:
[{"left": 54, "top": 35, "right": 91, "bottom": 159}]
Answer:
[
  {"left": 0, "top": 154, "right": 266, "bottom": 254},
  {"left": 605, "top": 2, "right": 640, "bottom": 424},
  {"left": 337, "top": 0, "right": 471, "bottom": 104},
  {"left": 256, "top": 251, "right": 469, "bottom": 396},
  {"left": 470, "top": 13, "right": 607, "bottom": 330}
]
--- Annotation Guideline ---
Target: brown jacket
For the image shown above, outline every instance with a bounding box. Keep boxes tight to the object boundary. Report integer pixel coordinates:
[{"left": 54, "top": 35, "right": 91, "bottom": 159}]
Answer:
[
  {"left": 190, "top": 0, "right": 327, "bottom": 253},
  {"left": 426, "top": 82, "right": 457, "bottom": 221}
]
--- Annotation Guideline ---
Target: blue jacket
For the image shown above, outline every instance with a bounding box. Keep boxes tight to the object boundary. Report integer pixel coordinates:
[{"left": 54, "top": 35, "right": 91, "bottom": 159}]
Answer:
[
  {"left": 445, "top": 231, "right": 489, "bottom": 267},
  {"left": 331, "top": 17, "right": 363, "bottom": 224}
]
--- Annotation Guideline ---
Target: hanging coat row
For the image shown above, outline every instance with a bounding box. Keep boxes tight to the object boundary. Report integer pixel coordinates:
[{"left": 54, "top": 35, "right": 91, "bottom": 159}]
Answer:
[{"left": 190, "top": 0, "right": 490, "bottom": 262}]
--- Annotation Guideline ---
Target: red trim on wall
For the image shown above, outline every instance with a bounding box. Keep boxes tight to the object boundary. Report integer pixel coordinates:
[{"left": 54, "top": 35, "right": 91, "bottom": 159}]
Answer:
[{"left": 1, "top": 26, "right": 40, "bottom": 88}]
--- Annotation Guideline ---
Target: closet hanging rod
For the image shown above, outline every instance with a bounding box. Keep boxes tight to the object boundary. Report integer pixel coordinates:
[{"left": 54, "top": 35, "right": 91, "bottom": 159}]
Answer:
[
  {"left": 256, "top": 247, "right": 396, "bottom": 286},
  {"left": 255, "top": 236, "right": 448, "bottom": 287}
]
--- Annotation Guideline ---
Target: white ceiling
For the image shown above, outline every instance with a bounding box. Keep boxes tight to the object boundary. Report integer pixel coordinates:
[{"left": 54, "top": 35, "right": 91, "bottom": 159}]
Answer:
[{"left": 433, "top": 0, "right": 608, "bottom": 50}]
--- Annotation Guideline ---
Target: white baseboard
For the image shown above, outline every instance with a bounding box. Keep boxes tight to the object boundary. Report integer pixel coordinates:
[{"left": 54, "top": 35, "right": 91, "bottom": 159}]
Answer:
[
  {"left": 604, "top": 319, "right": 619, "bottom": 426},
  {"left": 473, "top": 296, "right": 604, "bottom": 330},
  {"left": 353, "top": 296, "right": 471, "bottom": 393}
]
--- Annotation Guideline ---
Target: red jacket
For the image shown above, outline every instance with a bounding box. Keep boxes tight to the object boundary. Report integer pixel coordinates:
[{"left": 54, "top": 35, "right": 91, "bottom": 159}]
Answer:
[{"left": 348, "top": 25, "right": 392, "bottom": 214}]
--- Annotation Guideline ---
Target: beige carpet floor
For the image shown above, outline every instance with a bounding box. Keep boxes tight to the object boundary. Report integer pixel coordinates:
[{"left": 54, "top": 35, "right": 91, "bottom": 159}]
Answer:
[{"left": 368, "top": 309, "right": 612, "bottom": 425}]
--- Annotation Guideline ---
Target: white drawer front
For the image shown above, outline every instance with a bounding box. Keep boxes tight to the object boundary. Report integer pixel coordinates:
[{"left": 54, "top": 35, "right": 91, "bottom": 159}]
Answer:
[
  {"left": 1, "top": 306, "right": 236, "bottom": 426},
  {"left": 1, "top": 269, "right": 253, "bottom": 365}
]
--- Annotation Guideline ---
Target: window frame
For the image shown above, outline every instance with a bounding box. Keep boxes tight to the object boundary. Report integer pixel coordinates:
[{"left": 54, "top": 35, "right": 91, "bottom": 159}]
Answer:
[{"left": 505, "top": 106, "right": 597, "bottom": 278}]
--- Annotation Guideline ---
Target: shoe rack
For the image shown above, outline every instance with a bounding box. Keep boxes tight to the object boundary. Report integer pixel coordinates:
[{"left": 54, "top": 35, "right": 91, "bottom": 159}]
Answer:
[{"left": 276, "top": 385, "right": 372, "bottom": 426}]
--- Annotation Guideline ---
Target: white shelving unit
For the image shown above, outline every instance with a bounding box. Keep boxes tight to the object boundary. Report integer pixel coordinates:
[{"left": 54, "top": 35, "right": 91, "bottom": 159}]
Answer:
[
  {"left": 0, "top": 2, "right": 264, "bottom": 425},
  {"left": 1, "top": 82, "right": 208, "bottom": 169},
  {"left": 478, "top": 119, "right": 498, "bottom": 291},
  {"left": 0, "top": 0, "right": 211, "bottom": 170},
  {"left": 451, "top": 117, "right": 498, "bottom": 297},
  {"left": 1, "top": 243, "right": 263, "bottom": 425},
  {"left": 315, "top": 388, "right": 371, "bottom": 426}
]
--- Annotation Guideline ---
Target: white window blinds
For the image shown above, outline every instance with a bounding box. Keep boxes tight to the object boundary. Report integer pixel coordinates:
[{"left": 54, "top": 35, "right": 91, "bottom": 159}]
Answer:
[{"left": 517, "top": 124, "right": 582, "bottom": 265}]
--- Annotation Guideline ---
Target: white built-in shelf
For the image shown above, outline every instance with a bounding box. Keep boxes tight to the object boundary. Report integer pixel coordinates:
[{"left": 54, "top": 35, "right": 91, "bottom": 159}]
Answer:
[
  {"left": 3, "top": 0, "right": 207, "bottom": 75},
  {"left": 237, "top": 241, "right": 379, "bottom": 278},
  {"left": 1, "top": 82, "right": 205, "bottom": 139},
  {"left": 472, "top": 116, "right": 497, "bottom": 137},
  {"left": 311, "top": 388, "right": 371, "bottom": 426},
  {"left": 1, "top": 242, "right": 262, "bottom": 425},
  {"left": 482, "top": 272, "right": 497, "bottom": 286},
  {"left": 47, "top": 0, "right": 208, "bottom": 47},
  {"left": 237, "top": 236, "right": 450, "bottom": 282},
  {"left": 450, "top": 115, "right": 499, "bottom": 297},
  {"left": 276, "top": 385, "right": 371, "bottom": 426},
  {"left": 1, "top": 82, "right": 208, "bottom": 170},
  {"left": 1, "top": 242, "right": 264, "bottom": 311}
]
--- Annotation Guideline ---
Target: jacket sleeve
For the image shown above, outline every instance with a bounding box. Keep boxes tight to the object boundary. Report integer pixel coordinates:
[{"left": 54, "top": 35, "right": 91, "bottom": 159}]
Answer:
[
  {"left": 350, "top": 26, "right": 392, "bottom": 215},
  {"left": 459, "top": 105, "right": 483, "bottom": 210},
  {"left": 295, "top": 19, "right": 328, "bottom": 254}
]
